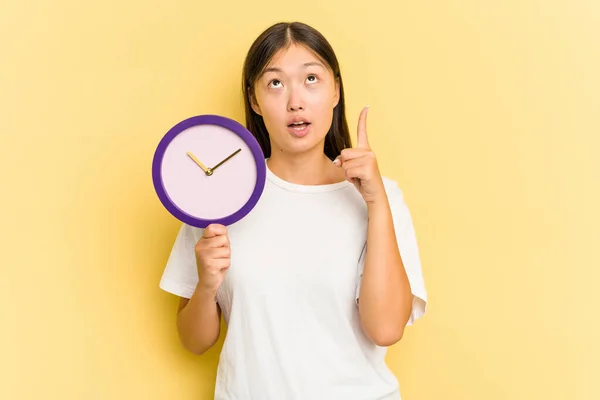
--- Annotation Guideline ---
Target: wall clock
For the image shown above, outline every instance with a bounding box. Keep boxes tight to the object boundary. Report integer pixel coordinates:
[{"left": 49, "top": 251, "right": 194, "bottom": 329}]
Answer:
[{"left": 152, "top": 114, "right": 266, "bottom": 228}]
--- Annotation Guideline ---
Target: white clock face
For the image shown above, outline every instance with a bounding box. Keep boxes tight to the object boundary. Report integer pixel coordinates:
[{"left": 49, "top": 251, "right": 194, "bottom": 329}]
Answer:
[{"left": 160, "top": 124, "right": 259, "bottom": 220}]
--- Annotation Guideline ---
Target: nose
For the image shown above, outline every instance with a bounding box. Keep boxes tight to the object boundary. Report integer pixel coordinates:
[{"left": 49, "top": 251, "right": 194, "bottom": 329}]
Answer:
[
  {"left": 287, "top": 87, "right": 304, "bottom": 112},
  {"left": 288, "top": 103, "right": 303, "bottom": 112}
]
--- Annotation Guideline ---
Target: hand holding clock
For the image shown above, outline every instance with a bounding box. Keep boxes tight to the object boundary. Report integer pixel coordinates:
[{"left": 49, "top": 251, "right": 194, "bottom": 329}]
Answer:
[
  {"left": 185, "top": 146, "right": 242, "bottom": 294},
  {"left": 153, "top": 115, "right": 267, "bottom": 294},
  {"left": 195, "top": 223, "right": 231, "bottom": 295},
  {"left": 188, "top": 149, "right": 242, "bottom": 293}
]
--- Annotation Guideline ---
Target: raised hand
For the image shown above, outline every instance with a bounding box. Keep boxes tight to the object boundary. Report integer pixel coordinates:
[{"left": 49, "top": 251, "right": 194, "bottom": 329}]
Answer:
[{"left": 333, "top": 106, "right": 386, "bottom": 205}]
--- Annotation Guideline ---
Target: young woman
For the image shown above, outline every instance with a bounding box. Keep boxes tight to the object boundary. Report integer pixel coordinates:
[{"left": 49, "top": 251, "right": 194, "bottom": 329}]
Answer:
[{"left": 159, "top": 21, "right": 427, "bottom": 400}]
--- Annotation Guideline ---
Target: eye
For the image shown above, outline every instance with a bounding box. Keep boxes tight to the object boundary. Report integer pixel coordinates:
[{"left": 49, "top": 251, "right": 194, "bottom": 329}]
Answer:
[
  {"left": 306, "top": 75, "right": 318, "bottom": 84},
  {"left": 269, "top": 79, "right": 283, "bottom": 88}
]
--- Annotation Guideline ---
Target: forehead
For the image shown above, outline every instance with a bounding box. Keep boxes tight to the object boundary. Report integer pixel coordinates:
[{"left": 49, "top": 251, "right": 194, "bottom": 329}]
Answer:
[{"left": 265, "top": 43, "right": 327, "bottom": 71}]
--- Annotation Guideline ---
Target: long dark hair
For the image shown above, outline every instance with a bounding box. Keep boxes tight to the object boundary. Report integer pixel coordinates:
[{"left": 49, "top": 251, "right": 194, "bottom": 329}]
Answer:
[{"left": 242, "top": 22, "right": 352, "bottom": 161}]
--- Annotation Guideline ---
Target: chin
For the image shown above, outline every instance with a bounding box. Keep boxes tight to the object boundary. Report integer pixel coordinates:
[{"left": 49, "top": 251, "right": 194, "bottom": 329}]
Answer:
[
  {"left": 271, "top": 126, "right": 328, "bottom": 155},
  {"left": 284, "top": 139, "right": 326, "bottom": 156}
]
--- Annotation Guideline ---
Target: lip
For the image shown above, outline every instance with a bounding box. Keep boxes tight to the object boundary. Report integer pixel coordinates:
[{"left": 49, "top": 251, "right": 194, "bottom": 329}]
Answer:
[
  {"left": 287, "top": 116, "right": 311, "bottom": 125},
  {"left": 286, "top": 116, "right": 311, "bottom": 138},
  {"left": 287, "top": 122, "right": 311, "bottom": 138}
]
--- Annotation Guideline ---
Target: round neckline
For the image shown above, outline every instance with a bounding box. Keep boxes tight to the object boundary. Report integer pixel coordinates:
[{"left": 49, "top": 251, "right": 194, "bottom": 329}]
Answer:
[{"left": 265, "top": 158, "right": 351, "bottom": 193}]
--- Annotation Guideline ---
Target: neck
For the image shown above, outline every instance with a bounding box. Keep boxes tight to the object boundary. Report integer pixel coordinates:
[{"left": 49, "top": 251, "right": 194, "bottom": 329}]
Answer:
[{"left": 267, "top": 149, "right": 342, "bottom": 186}]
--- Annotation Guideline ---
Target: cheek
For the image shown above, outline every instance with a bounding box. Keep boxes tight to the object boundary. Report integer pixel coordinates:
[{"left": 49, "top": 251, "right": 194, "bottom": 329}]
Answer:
[
  {"left": 312, "top": 94, "right": 335, "bottom": 121},
  {"left": 257, "top": 97, "right": 288, "bottom": 136},
  {"left": 309, "top": 86, "right": 336, "bottom": 109},
  {"left": 256, "top": 96, "right": 280, "bottom": 121}
]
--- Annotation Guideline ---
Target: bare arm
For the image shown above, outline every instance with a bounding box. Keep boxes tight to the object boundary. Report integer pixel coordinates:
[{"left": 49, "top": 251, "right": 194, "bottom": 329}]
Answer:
[
  {"left": 357, "top": 196, "right": 413, "bottom": 347},
  {"left": 333, "top": 106, "right": 415, "bottom": 347},
  {"left": 176, "top": 289, "right": 222, "bottom": 355},
  {"left": 175, "top": 223, "right": 230, "bottom": 355}
]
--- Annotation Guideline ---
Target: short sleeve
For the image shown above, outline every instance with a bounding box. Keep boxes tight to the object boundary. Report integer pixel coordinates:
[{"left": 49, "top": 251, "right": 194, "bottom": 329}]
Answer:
[
  {"left": 159, "top": 223, "right": 203, "bottom": 299},
  {"left": 355, "top": 179, "right": 428, "bottom": 326}
]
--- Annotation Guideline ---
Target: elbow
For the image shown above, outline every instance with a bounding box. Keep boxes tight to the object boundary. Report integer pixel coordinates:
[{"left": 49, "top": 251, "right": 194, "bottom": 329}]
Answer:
[
  {"left": 359, "top": 303, "right": 411, "bottom": 347},
  {"left": 368, "top": 327, "right": 405, "bottom": 347},
  {"left": 180, "top": 337, "right": 215, "bottom": 356},
  {"left": 187, "top": 344, "right": 209, "bottom": 356},
  {"left": 360, "top": 315, "right": 405, "bottom": 346},
  {"left": 177, "top": 327, "right": 219, "bottom": 356}
]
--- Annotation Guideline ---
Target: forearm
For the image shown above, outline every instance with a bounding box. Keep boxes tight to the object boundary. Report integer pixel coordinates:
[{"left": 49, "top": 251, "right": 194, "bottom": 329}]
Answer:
[
  {"left": 358, "top": 196, "right": 413, "bottom": 346},
  {"left": 176, "top": 287, "right": 221, "bottom": 355}
]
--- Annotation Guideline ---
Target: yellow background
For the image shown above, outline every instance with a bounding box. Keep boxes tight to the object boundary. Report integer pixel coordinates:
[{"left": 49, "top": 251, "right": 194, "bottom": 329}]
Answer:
[{"left": 1, "top": 0, "right": 598, "bottom": 399}]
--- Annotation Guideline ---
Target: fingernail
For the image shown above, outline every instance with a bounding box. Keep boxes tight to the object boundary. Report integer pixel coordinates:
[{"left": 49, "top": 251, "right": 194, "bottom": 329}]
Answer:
[{"left": 333, "top": 157, "right": 340, "bottom": 164}]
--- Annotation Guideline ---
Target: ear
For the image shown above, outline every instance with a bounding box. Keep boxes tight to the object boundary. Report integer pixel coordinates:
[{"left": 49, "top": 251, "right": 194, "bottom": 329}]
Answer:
[
  {"left": 249, "top": 88, "right": 262, "bottom": 116},
  {"left": 333, "top": 77, "right": 340, "bottom": 108}
]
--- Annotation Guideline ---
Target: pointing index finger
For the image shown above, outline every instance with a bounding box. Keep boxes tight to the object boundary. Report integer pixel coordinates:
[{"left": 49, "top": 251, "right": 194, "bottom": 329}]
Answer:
[{"left": 357, "top": 105, "right": 370, "bottom": 149}]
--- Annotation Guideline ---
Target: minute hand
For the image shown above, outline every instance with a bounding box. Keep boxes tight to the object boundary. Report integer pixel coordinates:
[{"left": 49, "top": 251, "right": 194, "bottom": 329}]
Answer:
[{"left": 211, "top": 148, "right": 242, "bottom": 172}]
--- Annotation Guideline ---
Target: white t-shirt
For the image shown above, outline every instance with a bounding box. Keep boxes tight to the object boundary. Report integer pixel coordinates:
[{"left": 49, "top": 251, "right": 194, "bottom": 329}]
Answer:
[{"left": 159, "top": 159, "right": 428, "bottom": 400}]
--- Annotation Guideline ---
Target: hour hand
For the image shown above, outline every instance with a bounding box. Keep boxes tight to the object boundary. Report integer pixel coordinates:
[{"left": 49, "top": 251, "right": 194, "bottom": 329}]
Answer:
[
  {"left": 211, "top": 149, "right": 242, "bottom": 172},
  {"left": 186, "top": 151, "right": 211, "bottom": 175}
]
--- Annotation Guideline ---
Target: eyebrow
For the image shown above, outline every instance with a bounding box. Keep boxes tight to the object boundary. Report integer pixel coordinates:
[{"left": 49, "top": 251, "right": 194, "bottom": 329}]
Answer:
[{"left": 261, "top": 62, "right": 326, "bottom": 75}]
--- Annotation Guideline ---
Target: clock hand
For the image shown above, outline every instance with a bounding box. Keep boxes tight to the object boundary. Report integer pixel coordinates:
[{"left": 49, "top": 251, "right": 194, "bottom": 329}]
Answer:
[
  {"left": 186, "top": 151, "right": 212, "bottom": 176},
  {"left": 210, "top": 148, "right": 242, "bottom": 172}
]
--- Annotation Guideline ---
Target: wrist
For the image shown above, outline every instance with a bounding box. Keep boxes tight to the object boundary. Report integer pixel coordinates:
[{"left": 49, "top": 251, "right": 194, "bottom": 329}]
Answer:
[{"left": 366, "top": 193, "right": 389, "bottom": 213}]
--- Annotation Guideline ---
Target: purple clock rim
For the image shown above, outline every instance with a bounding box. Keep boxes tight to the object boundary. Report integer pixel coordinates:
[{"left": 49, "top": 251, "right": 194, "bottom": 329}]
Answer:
[{"left": 152, "top": 114, "right": 267, "bottom": 228}]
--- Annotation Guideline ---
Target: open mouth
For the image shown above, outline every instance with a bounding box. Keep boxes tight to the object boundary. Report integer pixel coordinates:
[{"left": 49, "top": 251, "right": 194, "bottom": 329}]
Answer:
[
  {"left": 287, "top": 117, "right": 312, "bottom": 137},
  {"left": 287, "top": 120, "right": 311, "bottom": 137},
  {"left": 288, "top": 121, "right": 311, "bottom": 130}
]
